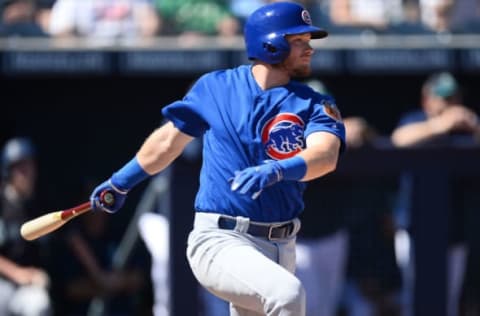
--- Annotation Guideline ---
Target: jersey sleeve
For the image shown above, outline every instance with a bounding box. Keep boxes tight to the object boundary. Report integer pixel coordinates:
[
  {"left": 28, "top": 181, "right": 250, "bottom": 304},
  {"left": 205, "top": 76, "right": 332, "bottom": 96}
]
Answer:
[
  {"left": 161, "top": 75, "right": 210, "bottom": 137},
  {"left": 305, "top": 95, "right": 346, "bottom": 152}
]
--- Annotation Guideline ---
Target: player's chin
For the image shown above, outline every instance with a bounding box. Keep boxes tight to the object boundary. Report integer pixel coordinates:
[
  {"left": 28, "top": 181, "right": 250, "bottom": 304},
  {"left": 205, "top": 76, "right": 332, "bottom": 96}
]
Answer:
[{"left": 291, "top": 65, "right": 312, "bottom": 78}]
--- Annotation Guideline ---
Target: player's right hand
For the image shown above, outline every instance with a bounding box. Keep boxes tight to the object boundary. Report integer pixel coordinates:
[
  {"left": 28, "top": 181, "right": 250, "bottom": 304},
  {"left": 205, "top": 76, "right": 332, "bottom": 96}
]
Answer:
[
  {"left": 90, "top": 178, "right": 127, "bottom": 213},
  {"left": 231, "top": 160, "right": 283, "bottom": 199}
]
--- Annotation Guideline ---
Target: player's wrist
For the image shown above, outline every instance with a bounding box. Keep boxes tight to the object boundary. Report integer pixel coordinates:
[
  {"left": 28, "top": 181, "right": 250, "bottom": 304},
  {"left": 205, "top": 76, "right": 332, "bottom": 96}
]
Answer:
[
  {"left": 111, "top": 157, "right": 150, "bottom": 191},
  {"left": 277, "top": 156, "right": 307, "bottom": 181}
]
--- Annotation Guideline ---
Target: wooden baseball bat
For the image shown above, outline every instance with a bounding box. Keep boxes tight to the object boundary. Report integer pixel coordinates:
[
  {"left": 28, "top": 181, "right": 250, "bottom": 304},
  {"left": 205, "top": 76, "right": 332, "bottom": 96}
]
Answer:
[{"left": 20, "top": 191, "right": 114, "bottom": 241}]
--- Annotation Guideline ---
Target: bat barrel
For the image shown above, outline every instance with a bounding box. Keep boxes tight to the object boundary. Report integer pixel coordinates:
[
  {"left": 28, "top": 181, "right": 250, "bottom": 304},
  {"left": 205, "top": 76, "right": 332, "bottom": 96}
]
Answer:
[
  {"left": 20, "top": 212, "right": 65, "bottom": 241},
  {"left": 20, "top": 189, "right": 114, "bottom": 241}
]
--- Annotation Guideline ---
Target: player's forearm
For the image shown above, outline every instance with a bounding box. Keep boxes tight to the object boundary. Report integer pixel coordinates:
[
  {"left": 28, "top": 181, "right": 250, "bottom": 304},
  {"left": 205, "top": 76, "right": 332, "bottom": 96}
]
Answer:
[
  {"left": 299, "top": 132, "right": 341, "bottom": 181},
  {"left": 136, "top": 121, "right": 194, "bottom": 175},
  {"left": 107, "top": 122, "right": 193, "bottom": 194},
  {"left": 299, "top": 146, "right": 339, "bottom": 181}
]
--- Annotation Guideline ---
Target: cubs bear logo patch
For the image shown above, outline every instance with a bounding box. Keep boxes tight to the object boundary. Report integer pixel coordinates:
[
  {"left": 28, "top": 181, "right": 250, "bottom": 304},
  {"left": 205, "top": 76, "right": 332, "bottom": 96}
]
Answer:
[{"left": 261, "top": 113, "right": 305, "bottom": 160}]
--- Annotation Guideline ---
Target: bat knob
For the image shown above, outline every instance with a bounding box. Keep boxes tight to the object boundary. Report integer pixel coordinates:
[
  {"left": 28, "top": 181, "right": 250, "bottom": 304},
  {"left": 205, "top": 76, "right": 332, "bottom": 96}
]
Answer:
[{"left": 100, "top": 191, "right": 115, "bottom": 206}]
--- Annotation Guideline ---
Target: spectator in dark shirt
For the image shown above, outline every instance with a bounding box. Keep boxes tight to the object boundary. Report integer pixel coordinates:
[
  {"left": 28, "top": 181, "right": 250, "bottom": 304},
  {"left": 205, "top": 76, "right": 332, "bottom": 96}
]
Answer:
[
  {"left": 391, "top": 72, "right": 480, "bottom": 316},
  {"left": 0, "top": 137, "right": 52, "bottom": 316},
  {"left": 0, "top": 0, "right": 50, "bottom": 36}
]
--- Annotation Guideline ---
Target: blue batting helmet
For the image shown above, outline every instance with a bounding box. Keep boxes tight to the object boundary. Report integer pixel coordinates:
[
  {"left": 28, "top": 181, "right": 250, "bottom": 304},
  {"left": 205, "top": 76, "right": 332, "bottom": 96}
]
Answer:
[
  {"left": 244, "top": 2, "right": 328, "bottom": 64},
  {"left": 1, "top": 137, "right": 36, "bottom": 180}
]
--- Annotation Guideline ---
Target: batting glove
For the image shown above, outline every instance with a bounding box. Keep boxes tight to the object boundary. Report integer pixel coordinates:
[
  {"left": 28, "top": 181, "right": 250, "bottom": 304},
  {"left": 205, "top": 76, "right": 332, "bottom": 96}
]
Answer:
[
  {"left": 231, "top": 156, "right": 307, "bottom": 199},
  {"left": 90, "top": 157, "right": 150, "bottom": 213},
  {"left": 90, "top": 179, "right": 128, "bottom": 213},
  {"left": 231, "top": 160, "right": 282, "bottom": 199}
]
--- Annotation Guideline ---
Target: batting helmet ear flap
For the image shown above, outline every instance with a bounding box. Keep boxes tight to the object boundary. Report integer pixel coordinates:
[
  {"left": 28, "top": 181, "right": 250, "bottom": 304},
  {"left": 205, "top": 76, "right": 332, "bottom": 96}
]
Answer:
[
  {"left": 263, "top": 43, "right": 277, "bottom": 53},
  {"left": 252, "top": 35, "right": 290, "bottom": 64}
]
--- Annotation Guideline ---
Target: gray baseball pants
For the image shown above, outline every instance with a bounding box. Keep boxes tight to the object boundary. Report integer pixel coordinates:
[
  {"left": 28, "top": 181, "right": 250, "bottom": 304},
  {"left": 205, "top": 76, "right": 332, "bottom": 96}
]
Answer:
[{"left": 187, "top": 212, "right": 304, "bottom": 316}]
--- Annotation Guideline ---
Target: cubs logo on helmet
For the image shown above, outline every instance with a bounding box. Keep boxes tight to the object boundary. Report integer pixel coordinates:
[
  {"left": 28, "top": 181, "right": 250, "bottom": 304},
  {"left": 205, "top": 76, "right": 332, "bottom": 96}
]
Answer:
[
  {"left": 301, "top": 10, "right": 312, "bottom": 25},
  {"left": 262, "top": 113, "right": 305, "bottom": 160}
]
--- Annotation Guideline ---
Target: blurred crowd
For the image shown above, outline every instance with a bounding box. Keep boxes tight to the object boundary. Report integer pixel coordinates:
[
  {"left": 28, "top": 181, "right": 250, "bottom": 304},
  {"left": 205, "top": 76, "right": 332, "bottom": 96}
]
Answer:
[{"left": 0, "top": 0, "right": 479, "bottom": 38}]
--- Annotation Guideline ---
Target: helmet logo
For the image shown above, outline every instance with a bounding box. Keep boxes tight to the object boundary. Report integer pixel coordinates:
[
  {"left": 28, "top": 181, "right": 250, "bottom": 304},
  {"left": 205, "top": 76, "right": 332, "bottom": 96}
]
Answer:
[{"left": 301, "top": 10, "right": 312, "bottom": 25}]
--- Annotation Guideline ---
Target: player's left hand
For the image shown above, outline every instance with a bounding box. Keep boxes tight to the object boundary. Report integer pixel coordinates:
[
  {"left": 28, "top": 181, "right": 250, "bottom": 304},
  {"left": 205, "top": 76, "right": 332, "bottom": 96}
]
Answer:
[
  {"left": 231, "top": 160, "right": 283, "bottom": 199},
  {"left": 90, "top": 179, "right": 127, "bottom": 213}
]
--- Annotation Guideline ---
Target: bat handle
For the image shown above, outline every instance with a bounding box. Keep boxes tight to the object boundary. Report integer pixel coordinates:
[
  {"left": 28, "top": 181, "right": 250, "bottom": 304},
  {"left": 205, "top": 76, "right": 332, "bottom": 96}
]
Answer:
[{"left": 60, "top": 190, "right": 115, "bottom": 221}]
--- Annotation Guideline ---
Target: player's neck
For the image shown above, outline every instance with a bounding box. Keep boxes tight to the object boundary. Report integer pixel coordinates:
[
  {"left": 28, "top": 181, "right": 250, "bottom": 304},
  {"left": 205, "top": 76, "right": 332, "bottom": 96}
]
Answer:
[{"left": 251, "top": 63, "right": 290, "bottom": 90}]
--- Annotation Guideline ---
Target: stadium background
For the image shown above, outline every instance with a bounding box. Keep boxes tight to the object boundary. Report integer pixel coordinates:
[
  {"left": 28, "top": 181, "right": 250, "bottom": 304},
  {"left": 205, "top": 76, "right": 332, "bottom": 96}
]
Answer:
[{"left": 1, "top": 6, "right": 480, "bottom": 314}]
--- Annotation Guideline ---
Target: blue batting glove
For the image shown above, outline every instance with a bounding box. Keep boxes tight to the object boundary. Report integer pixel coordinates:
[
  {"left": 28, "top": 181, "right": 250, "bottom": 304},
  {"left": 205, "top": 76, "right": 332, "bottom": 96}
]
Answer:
[
  {"left": 90, "top": 179, "right": 128, "bottom": 213},
  {"left": 231, "top": 156, "right": 307, "bottom": 199},
  {"left": 231, "top": 160, "right": 283, "bottom": 199},
  {"left": 91, "top": 157, "right": 150, "bottom": 213}
]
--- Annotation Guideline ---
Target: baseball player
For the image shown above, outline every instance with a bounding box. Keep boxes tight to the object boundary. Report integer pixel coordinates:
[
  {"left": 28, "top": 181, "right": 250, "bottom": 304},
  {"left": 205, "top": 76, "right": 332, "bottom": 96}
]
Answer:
[{"left": 90, "top": 2, "right": 346, "bottom": 315}]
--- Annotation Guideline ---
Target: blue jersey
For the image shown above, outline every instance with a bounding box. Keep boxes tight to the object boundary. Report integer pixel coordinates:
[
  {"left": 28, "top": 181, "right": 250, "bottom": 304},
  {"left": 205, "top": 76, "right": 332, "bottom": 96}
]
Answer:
[{"left": 162, "top": 64, "right": 345, "bottom": 222}]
